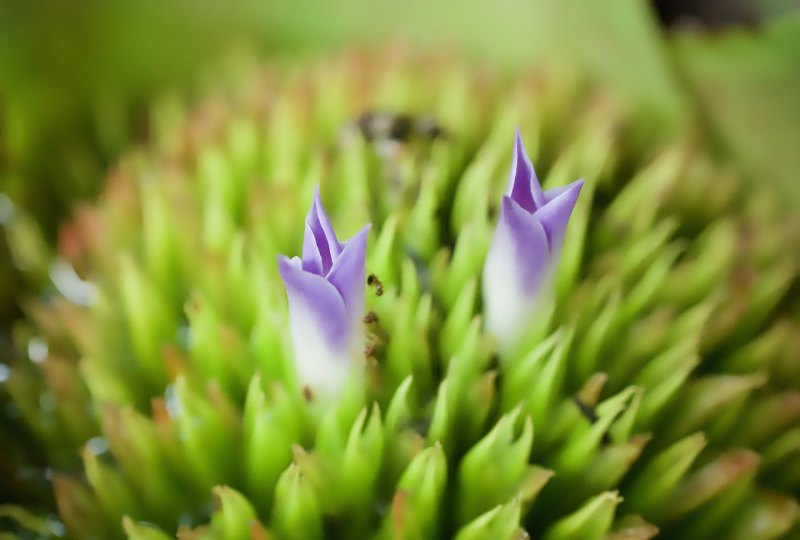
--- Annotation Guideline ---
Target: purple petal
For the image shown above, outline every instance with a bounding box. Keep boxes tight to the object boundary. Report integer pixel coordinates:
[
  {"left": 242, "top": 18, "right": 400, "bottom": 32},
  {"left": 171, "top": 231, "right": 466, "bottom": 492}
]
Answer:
[
  {"left": 500, "top": 196, "right": 551, "bottom": 294},
  {"left": 301, "top": 223, "right": 324, "bottom": 275},
  {"left": 543, "top": 183, "right": 573, "bottom": 202},
  {"left": 533, "top": 178, "right": 584, "bottom": 251},
  {"left": 482, "top": 196, "right": 552, "bottom": 347},
  {"left": 327, "top": 224, "right": 370, "bottom": 324},
  {"left": 302, "top": 187, "right": 342, "bottom": 275},
  {"left": 507, "top": 129, "right": 545, "bottom": 213},
  {"left": 278, "top": 255, "right": 349, "bottom": 353}
]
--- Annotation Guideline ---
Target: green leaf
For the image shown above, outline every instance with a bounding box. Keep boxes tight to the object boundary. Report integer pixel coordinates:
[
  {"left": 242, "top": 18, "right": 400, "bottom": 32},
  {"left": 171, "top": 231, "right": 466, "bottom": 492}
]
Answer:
[
  {"left": 272, "top": 463, "right": 323, "bottom": 540},
  {"left": 543, "top": 491, "right": 622, "bottom": 540}
]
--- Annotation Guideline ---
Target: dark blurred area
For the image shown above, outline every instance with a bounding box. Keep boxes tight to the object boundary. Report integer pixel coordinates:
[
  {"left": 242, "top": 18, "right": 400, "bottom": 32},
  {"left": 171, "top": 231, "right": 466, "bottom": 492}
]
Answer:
[{"left": 653, "top": 0, "right": 763, "bottom": 28}]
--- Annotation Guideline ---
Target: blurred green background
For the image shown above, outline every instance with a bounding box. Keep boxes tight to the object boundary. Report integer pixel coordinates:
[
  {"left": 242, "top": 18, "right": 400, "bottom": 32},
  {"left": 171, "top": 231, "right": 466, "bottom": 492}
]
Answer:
[
  {"left": 1, "top": 0, "right": 798, "bottom": 238},
  {"left": 1, "top": 1, "right": 799, "bottom": 360}
]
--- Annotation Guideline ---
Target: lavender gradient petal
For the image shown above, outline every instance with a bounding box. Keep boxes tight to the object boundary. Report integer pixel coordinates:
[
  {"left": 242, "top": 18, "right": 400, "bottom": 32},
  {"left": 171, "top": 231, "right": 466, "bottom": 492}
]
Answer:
[
  {"left": 543, "top": 183, "right": 573, "bottom": 202},
  {"left": 313, "top": 189, "right": 343, "bottom": 256},
  {"left": 301, "top": 223, "right": 324, "bottom": 275},
  {"left": 280, "top": 189, "right": 372, "bottom": 399},
  {"left": 327, "top": 224, "right": 371, "bottom": 324},
  {"left": 533, "top": 178, "right": 584, "bottom": 250},
  {"left": 278, "top": 255, "right": 349, "bottom": 353},
  {"left": 507, "top": 129, "right": 536, "bottom": 212},
  {"left": 484, "top": 132, "right": 583, "bottom": 351},
  {"left": 507, "top": 129, "right": 545, "bottom": 212},
  {"left": 501, "top": 196, "right": 552, "bottom": 294},
  {"left": 482, "top": 196, "right": 550, "bottom": 348},
  {"left": 303, "top": 187, "right": 343, "bottom": 275}
]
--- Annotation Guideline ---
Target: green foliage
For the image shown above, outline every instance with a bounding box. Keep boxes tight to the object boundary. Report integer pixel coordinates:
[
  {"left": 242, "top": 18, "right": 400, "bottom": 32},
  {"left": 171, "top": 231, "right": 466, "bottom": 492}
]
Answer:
[{"left": 2, "top": 50, "right": 799, "bottom": 539}]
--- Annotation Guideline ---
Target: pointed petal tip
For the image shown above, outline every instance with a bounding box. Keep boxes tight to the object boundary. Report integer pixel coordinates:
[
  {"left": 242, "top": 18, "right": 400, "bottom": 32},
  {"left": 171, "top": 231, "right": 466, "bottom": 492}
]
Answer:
[
  {"left": 561, "top": 178, "right": 585, "bottom": 203},
  {"left": 513, "top": 128, "right": 529, "bottom": 161},
  {"left": 560, "top": 177, "right": 585, "bottom": 200},
  {"left": 354, "top": 222, "right": 373, "bottom": 244},
  {"left": 508, "top": 129, "right": 543, "bottom": 212},
  {"left": 532, "top": 178, "right": 585, "bottom": 251},
  {"left": 500, "top": 195, "right": 521, "bottom": 222},
  {"left": 327, "top": 222, "right": 371, "bottom": 311},
  {"left": 309, "top": 185, "right": 332, "bottom": 225},
  {"left": 500, "top": 194, "right": 516, "bottom": 213},
  {"left": 277, "top": 255, "right": 297, "bottom": 289},
  {"left": 341, "top": 222, "right": 371, "bottom": 250},
  {"left": 277, "top": 254, "right": 301, "bottom": 276},
  {"left": 304, "top": 187, "right": 341, "bottom": 269},
  {"left": 310, "top": 186, "right": 324, "bottom": 218},
  {"left": 514, "top": 126, "right": 524, "bottom": 144}
]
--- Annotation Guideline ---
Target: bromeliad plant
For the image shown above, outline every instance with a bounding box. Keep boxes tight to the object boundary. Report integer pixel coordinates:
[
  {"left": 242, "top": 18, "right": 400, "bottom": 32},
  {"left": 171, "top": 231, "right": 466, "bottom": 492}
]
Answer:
[{"left": 2, "top": 50, "right": 800, "bottom": 539}]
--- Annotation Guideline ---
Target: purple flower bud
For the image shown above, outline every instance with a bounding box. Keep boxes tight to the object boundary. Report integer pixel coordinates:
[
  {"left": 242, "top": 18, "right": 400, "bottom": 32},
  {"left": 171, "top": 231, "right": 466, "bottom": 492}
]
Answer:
[
  {"left": 278, "top": 188, "right": 370, "bottom": 399},
  {"left": 483, "top": 130, "right": 584, "bottom": 349}
]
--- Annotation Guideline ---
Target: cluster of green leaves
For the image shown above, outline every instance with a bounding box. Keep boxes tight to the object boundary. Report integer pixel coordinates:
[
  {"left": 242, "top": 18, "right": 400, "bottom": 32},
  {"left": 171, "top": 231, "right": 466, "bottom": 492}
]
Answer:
[{"left": 2, "top": 50, "right": 799, "bottom": 539}]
